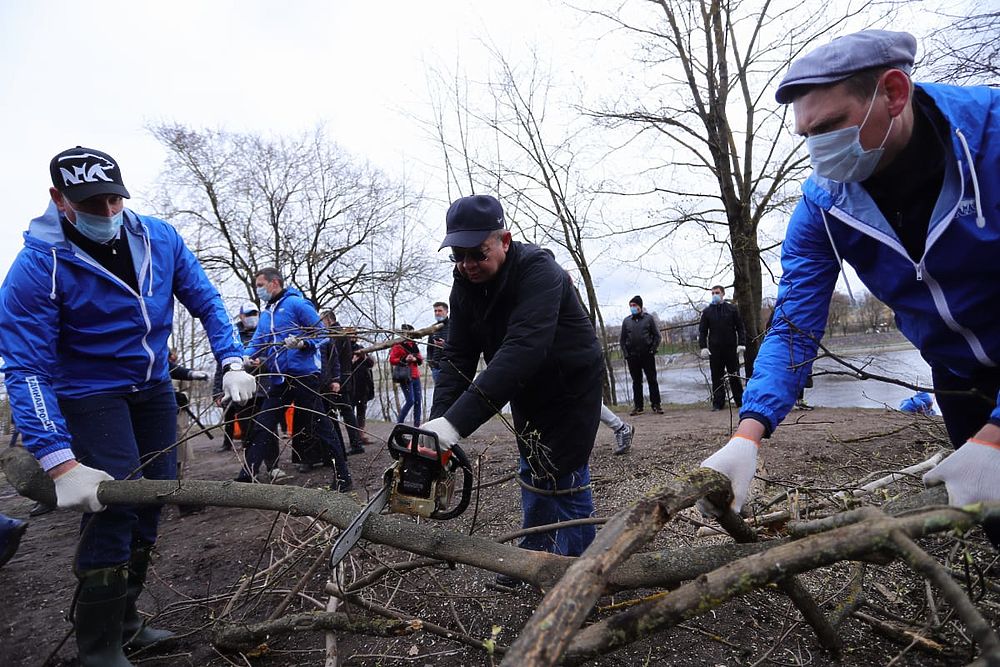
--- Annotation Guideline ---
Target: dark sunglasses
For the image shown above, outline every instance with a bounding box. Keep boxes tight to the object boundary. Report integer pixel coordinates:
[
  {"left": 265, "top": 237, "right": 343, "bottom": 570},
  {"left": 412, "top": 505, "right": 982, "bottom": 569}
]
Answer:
[{"left": 449, "top": 247, "right": 490, "bottom": 263}]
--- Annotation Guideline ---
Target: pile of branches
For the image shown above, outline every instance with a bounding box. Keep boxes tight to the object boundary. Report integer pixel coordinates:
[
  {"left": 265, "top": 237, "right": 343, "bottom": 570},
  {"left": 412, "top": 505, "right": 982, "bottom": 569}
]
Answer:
[{"left": 4, "top": 444, "right": 998, "bottom": 666}]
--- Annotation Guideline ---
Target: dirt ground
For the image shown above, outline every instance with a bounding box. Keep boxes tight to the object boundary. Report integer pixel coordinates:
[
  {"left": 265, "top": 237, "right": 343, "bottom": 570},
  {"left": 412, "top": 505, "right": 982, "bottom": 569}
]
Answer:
[{"left": 0, "top": 402, "right": 995, "bottom": 666}]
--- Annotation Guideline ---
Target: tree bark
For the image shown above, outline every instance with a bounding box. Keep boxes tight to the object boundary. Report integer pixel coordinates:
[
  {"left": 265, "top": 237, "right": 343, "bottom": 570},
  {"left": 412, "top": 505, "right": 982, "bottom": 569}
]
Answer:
[
  {"left": 500, "top": 468, "right": 730, "bottom": 666},
  {"left": 213, "top": 612, "right": 418, "bottom": 651}
]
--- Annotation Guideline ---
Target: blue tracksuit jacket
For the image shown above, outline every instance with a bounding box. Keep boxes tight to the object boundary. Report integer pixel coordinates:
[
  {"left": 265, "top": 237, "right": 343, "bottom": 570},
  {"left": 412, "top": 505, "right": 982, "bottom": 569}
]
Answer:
[
  {"left": 0, "top": 202, "right": 244, "bottom": 470},
  {"left": 742, "top": 82, "right": 1000, "bottom": 434},
  {"left": 247, "top": 287, "right": 324, "bottom": 381}
]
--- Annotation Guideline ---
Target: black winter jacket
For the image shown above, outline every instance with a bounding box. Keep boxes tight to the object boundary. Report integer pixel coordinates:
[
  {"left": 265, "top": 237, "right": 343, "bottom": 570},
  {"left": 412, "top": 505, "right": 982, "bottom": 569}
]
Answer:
[
  {"left": 619, "top": 312, "right": 661, "bottom": 358},
  {"left": 430, "top": 241, "right": 604, "bottom": 477},
  {"left": 698, "top": 302, "right": 746, "bottom": 350},
  {"left": 427, "top": 317, "right": 449, "bottom": 368}
]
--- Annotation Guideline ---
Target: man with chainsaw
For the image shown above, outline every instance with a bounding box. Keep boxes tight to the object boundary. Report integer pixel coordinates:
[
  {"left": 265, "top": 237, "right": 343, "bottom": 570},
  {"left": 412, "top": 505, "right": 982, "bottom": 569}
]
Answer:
[
  {"left": 423, "top": 194, "right": 605, "bottom": 571},
  {"left": 0, "top": 146, "right": 257, "bottom": 665},
  {"left": 698, "top": 31, "right": 1000, "bottom": 544}
]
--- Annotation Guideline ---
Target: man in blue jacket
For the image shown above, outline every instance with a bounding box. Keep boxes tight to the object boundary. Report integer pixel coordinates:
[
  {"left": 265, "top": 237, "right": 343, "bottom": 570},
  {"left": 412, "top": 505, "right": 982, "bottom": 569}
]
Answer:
[
  {"left": 244, "top": 268, "right": 352, "bottom": 490},
  {"left": 698, "top": 32, "right": 1000, "bottom": 539},
  {"left": 422, "top": 195, "right": 604, "bottom": 583},
  {"left": 0, "top": 146, "right": 257, "bottom": 665}
]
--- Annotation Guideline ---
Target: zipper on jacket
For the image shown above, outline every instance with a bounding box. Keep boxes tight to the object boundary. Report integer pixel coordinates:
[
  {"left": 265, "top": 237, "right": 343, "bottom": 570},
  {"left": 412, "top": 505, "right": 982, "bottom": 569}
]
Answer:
[{"left": 72, "top": 251, "right": 156, "bottom": 385}]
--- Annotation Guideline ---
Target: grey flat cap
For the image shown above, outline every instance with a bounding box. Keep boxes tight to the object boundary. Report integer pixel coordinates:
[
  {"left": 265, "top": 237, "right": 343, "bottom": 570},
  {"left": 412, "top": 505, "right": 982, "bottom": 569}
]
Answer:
[{"left": 775, "top": 30, "right": 917, "bottom": 104}]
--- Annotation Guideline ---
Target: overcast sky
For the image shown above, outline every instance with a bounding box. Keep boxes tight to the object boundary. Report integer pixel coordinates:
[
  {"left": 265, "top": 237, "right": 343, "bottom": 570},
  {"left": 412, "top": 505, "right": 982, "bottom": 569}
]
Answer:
[{"left": 0, "top": 0, "right": 954, "bottom": 326}]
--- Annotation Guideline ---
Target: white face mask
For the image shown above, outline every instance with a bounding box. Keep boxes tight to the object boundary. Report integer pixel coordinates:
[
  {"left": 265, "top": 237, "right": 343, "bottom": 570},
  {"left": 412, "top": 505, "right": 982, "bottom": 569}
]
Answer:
[
  {"left": 805, "top": 87, "right": 894, "bottom": 183},
  {"left": 243, "top": 315, "right": 259, "bottom": 329}
]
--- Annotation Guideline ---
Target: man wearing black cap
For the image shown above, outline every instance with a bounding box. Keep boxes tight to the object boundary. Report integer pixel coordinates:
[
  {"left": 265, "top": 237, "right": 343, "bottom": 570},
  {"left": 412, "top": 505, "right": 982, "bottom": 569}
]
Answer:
[
  {"left": 696, "top": 31, "right": 1000, "bottom": 534},
  {"left": 619, "top": 295, "right": 662, "bottom": 415},
  {"left": 0, "top": 146, "right": 257, "bottom": 665},
  {"left": 421, "top": 194, "right": 605, "bottom": 571}
]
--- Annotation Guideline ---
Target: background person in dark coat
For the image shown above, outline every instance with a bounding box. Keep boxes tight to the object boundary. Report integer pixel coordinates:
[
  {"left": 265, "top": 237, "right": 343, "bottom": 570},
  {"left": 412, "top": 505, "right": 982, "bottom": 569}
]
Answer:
[
  {"left": 320, "top": 310, "right": 366, "bottom": 454},
  {"left": 619, "top": 295, "right": 662, "bottom": 415},
  {"left": 347, "top": 339, "right": 375, "bottom": 444},
  {"left": 422, "top": 194, "right": 604, "bottom": 572},
  {"left": 427, "top": 301, "right": 450, "bottom": 385},
  {"left": 698, "top": 285, "right": 747, "bottom": 411},
  {"left": 213, "top": 302, "right": 260, "bottom": 451}
]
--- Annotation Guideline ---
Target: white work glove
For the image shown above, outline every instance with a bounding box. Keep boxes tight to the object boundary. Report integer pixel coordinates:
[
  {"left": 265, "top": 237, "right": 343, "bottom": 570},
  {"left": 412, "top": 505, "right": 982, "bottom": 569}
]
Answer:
[
  {"left": 223, "top": 369, "right": 257, "bottom": 404},
  {"left": 697, "top": 436, "right": 759, "bottom": 516},
  {"left": 420, "top": 417, "right": 461, "bottom": 451},
  {"left": 53, "top": 463, "right": 114, "bottom": 513},
  {"left": 923, "top": 440, "right": 1000, "bottom": 506},
  {"left": 699, "top": 348, "right": 711, "bottom": 360},
  {"left": 191, "top": 370, "right": 209, "bottom": 381},
  {"left": 283, "top": 335, "right": 308, "bottom": 350},
  {"left": 736, "top": 345, "right": 746, "bottom": 355}
]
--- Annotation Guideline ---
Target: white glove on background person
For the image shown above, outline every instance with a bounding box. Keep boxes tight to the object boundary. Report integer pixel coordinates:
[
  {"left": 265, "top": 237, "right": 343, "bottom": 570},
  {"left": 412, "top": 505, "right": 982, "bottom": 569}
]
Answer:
[
  {"left": 736, "top": 345, "right": 746, "bottom": 355},
  {"left": 283, "top": 335, "right": 308, "bottom": 350},
  {"left": 699, "top": 348, "right": 711, "bottom": 360},
  {"left": 420, "top": 417, "right": 461, "bottom": 451},
  {"left": 923, "top": 439, "right": 1000, "bottom": 506},
  {"left": 191, "top": 370, "right": 209, "bottom": 381},
  {"left": 697, "top": 436, "right": 759, "bottom": 516},
  {"left": 223, "top": 369, "right": 257, "bottom": 404},
  {"left": 52, "top": 463, "right": 114, "bottom": 513}
]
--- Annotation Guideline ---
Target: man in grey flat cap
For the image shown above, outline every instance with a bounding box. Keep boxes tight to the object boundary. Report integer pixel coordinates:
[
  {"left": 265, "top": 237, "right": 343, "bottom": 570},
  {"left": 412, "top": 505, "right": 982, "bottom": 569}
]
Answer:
[{"left": 697, "top": 30, "right": 1000, "bottom": 540}]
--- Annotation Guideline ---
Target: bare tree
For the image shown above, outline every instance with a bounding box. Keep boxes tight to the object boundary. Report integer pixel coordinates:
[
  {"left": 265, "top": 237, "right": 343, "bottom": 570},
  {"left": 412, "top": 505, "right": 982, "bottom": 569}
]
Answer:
[
  {"left": 921, "top": 0, "right": 1000, "bottom": 85},
  {"left": 148, "top": 123, "right": 413, "bottom": 308},
  {"left": 585, "top": 0, "right": 891, "bottom": 376}
]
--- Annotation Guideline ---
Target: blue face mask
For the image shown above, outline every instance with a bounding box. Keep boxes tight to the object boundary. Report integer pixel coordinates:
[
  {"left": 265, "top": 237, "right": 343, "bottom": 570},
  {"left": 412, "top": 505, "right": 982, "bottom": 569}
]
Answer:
[
  {"left": 629, "top": 306, "right": 639, "bottom": 316},
  {"left": 711, "top": 294, "right": 722, "bottom": 305},
  {"left": 435, "top": 314, "right": 447, "bottom": 322},
  {"left": 256, "top": 285, "right": 271, "bottom": 302},
  {"left": 73, "top": 209, "right": 123, "bottom": 243},
  {"left": 805, "top": 87, "right": 894, "bottom": 183}
]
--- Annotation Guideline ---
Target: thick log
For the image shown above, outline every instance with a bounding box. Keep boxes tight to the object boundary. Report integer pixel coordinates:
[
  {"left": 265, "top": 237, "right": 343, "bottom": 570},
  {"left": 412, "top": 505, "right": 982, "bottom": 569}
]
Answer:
[
  {"left": 212, "top": 611, "right": 418, "bottom": 651},
  {"left": 0, "top": 447, "right": 773, "bottom": 592},
  {"left": 499, "top": 468, "right": 730, "bottom": 667}
]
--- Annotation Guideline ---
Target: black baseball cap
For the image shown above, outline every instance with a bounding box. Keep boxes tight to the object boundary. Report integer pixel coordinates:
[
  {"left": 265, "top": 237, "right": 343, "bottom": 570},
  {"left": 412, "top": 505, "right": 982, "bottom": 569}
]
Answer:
[
  {"left": 439, "top": 194, "right": 506, "bottom": 250},
  {"left": 49, "top": 146, "right": 131, "bottom": 203}
]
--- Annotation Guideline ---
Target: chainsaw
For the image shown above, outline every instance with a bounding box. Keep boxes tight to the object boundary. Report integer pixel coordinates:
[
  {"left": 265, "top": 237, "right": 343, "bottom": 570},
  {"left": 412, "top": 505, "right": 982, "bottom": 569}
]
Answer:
[{"left": 328, "top": 424, "right": 473, "bottom": 569}]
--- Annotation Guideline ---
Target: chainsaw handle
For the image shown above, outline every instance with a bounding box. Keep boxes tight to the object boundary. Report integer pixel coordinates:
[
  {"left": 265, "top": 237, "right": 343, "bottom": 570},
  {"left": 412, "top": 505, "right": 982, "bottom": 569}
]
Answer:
[
  {"left": 388, "top": 424, "right": 439, "bottom": 459},
  {"left": 431, "top": 444, "right": 473, "bottom": 520}
]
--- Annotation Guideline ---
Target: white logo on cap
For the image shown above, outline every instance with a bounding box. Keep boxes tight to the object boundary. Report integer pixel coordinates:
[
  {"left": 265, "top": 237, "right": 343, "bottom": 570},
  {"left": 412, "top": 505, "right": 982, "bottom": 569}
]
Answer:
[{"left": 58, "top": 153, "right": 117, "bottom": 186}]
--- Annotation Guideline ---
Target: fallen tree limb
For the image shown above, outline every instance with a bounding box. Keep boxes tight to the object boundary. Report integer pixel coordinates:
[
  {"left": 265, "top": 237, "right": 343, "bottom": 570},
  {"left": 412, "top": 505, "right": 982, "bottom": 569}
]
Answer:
[
  {"left": 212, "top": 611, "right": 418, "bottom": 651},
  {"left": 499, "top": 468, "right": 730, "bottom": 666},
  {"left": 0, "top": 447, "right": 780, "bottom": 592},
  {"left": 561, "top": 504, "right": 1000, "bottom": 664},
  {"left": 715, "top": 508, "right": 842, "bottom": 652}
]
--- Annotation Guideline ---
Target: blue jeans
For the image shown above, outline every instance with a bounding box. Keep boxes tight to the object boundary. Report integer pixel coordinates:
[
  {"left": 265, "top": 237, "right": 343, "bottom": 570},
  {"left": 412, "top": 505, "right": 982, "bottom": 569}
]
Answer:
[
  {"left": 431, "top": 367, "right": 442, "bottom": 386},
  {"left": 518, "top": 458, "right": 596, "bottom": 557},
  {"left": 396, "top": 378, "right": 422, "bottom": 426},
  {"left": 59, "top": 381, "right": 177, "bottom": 570}
]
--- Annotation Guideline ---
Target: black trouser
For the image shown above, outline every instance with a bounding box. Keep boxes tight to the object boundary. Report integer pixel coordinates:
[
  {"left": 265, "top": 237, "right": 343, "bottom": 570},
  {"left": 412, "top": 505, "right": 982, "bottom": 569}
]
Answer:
[
  {"left": 932, "top": 365, "right": 1000, "bottom": 545},
  {"left": 709, "top": 346, "right": 743, "bottom": 409},
  {"left": 222, "top": 398, "right": 258, "bottom": 449},
  {"left": 326, "top": 391, "right": 363, "bottom": 448},
  {"left": 626, "top": 353, "right": 660, "bottom": 411},
  {"left": 245, "top": 375, "right": 350, "bottom": 485}
]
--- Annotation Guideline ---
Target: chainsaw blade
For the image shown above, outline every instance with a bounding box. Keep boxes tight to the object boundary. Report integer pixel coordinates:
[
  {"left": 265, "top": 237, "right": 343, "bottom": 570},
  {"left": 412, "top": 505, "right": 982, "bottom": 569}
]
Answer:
[{"left": 328, "top": 483, "right": 391, "bottom": 569}]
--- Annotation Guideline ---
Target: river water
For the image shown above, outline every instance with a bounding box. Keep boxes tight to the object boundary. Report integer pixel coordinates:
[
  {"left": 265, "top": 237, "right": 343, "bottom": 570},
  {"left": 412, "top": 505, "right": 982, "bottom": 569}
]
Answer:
[{"left": 612, "top": 346, "right": 933, "bottom": 411}]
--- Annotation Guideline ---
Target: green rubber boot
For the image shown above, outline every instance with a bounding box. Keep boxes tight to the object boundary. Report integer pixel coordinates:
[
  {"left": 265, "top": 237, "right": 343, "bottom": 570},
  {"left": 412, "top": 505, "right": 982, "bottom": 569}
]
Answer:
[
  {"left": 122, "top": 545, "right": 175, "bottom": 650},
  {"left": 75, "top": 565, "right": 134, "bottom": 667}
]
